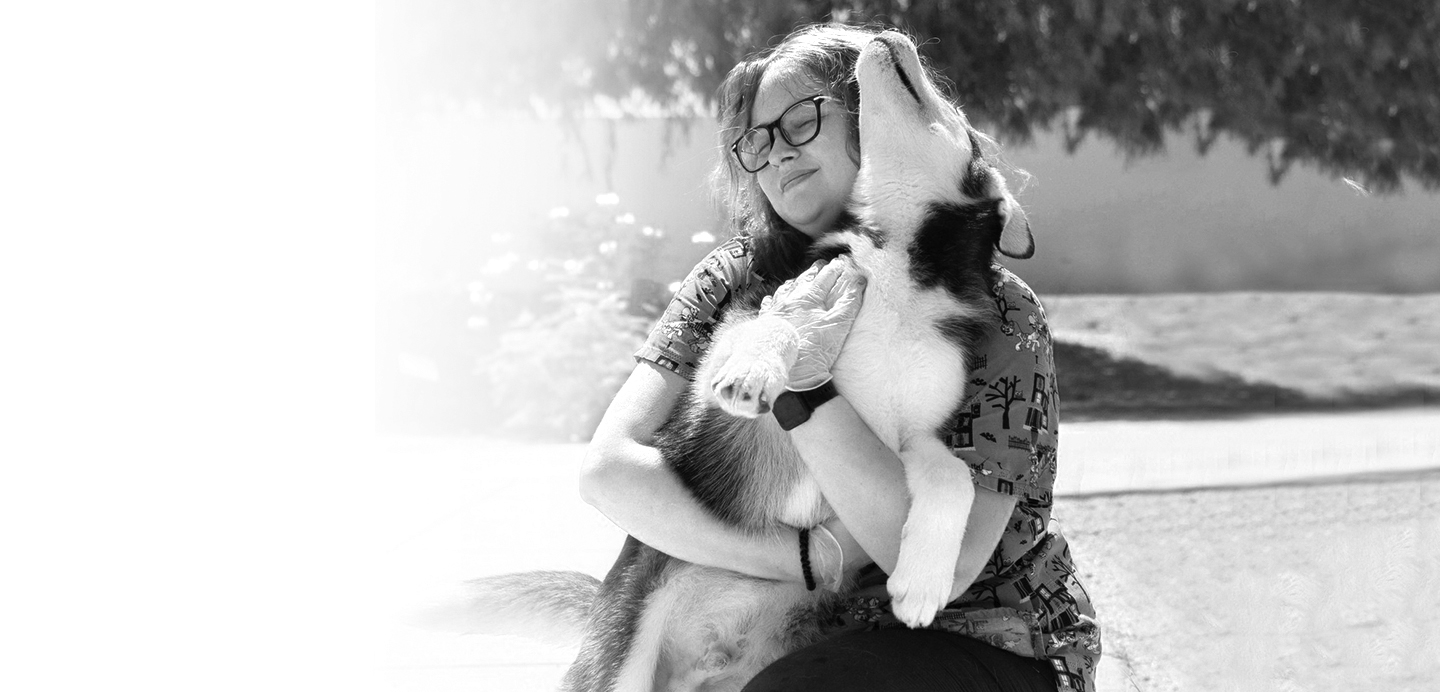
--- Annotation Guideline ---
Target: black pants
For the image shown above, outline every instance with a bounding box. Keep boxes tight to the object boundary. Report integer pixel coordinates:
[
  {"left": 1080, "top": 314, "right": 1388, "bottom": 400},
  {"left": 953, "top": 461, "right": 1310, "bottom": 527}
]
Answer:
[{"left": 741, "top": 629, "right": 1058, "bottom": 692}]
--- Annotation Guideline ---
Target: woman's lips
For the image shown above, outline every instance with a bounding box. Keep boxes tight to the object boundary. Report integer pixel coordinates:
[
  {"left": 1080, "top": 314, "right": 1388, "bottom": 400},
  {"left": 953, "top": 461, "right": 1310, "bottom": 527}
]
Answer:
[{"left": 781, "top": 169, "right": 816, "bottom": 192}]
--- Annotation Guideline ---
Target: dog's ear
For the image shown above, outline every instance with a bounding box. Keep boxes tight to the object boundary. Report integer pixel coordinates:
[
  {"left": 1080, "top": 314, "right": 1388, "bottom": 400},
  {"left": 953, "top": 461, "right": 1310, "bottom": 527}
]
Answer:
[
  {"left": 996, "top": 195, "right": 1034, "bottom": 259},
  {"left": 981, "top": 166, "right": 1035, "bottom": 259}
]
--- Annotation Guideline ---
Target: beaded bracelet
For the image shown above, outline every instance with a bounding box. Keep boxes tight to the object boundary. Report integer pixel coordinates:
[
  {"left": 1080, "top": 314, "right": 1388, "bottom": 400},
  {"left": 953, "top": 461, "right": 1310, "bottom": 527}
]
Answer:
[{"left": 798, "top": 528, "right": 816, "bottom": 591}]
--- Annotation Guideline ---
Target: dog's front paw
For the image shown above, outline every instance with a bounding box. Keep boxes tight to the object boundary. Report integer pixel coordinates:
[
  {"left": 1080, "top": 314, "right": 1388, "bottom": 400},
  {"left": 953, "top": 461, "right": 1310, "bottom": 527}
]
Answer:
[
  {"left": 886, "top": 557, "right": 954, "bottom": 629},
  {"left": 709, "top": 354, "right": 788, "bottom": 418},
  {"left": 702, "top": 316, "right": 797, "bottom": 418}
]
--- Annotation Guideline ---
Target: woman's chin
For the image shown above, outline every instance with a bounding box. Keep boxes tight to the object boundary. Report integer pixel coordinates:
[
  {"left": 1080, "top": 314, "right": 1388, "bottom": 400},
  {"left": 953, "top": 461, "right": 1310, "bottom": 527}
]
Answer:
[
  {"left": 790, "top": 210, "right": 848, "bottom": 237},
  {"left": 778, "top": 205, "right": 822, "bottom": 235},
  {"left": 788, "top": 219, "right": 827, "bottom": 238}
]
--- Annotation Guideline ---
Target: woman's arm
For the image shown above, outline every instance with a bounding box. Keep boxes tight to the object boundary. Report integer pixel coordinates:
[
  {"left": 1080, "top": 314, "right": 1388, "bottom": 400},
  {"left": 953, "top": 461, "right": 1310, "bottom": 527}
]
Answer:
[
  {"left": 790, "top": 396, "right": 1017, "bottom": 601},
  {"left": 579, "top": 361, "right": 812, "bottom": 583}
]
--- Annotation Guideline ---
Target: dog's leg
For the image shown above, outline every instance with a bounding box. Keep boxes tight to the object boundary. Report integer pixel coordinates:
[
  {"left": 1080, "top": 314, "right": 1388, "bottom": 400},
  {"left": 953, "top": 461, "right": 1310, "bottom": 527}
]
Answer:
[
  {"left": 620, "top": 567, "right": 806, "bottom": 692},
  {"left": 888, "top": 437, "right": 975, "bottom": 628},
  {"left": 701, "top": 315, "right": 799, "bottom": 418},
  {"left": 608, "top": 587, "right": 674, "bottom": 692}
]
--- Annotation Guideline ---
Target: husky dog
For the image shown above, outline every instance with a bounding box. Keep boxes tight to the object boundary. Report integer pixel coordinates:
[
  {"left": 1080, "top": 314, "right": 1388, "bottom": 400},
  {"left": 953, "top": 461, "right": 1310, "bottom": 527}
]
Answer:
[{"left": 439, "top": 31, "right": 1034, "bottom": 692}]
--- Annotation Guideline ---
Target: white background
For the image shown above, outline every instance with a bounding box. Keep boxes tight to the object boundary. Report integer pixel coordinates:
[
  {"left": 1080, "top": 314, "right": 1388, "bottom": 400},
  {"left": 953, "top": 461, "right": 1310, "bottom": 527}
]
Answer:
[{"left": 2, "top": 3, "right": 379, "bottom": 690}]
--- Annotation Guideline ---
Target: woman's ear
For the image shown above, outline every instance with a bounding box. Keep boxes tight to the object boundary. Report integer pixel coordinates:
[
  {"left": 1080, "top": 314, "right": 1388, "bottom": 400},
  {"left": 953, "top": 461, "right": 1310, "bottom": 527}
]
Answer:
[{"left": 995, "top": 196, "right": 1034, "bottom": 259}]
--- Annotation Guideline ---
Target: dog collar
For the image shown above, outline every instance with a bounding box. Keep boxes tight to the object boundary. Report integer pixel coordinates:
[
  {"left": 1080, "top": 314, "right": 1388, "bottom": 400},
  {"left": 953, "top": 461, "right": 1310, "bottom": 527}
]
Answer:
[{"left": 773, "top": 380, "right": 840, "bottom": 431}]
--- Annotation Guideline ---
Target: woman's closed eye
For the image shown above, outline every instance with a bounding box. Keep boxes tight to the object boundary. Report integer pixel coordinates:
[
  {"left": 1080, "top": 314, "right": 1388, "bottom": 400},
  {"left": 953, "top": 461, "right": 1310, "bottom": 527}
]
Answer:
[{"left": 782, "top": 114, "right": 818, "bottom": 140}]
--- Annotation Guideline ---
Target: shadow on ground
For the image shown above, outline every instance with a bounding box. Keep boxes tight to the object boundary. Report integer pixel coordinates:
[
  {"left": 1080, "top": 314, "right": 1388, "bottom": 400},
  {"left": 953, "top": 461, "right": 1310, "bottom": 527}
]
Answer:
[{"left": 1056, "top": 341, "right": 1440, "bottom": 420}]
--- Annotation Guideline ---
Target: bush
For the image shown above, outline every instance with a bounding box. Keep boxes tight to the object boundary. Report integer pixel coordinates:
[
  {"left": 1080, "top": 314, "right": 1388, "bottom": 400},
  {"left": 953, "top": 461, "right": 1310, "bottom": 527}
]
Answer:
[
  {"left": 477, "top": 287, "right": 649, "bottom": 441},
  {"left": 459, "top": 195, "right": 715, "bottom": 441}
]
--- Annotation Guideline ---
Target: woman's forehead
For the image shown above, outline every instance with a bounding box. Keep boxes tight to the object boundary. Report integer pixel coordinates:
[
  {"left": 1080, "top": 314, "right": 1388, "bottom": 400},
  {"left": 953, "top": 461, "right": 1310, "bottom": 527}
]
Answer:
[{"left": 752, "top": 65, "right": 824, "bottom": 121}]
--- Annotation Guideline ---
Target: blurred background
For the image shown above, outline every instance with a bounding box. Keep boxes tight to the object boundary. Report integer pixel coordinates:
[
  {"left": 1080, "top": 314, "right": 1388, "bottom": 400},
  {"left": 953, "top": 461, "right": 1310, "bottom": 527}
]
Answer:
[{"left": 378, "top": 0, "right": 1440, "bottom": 441}]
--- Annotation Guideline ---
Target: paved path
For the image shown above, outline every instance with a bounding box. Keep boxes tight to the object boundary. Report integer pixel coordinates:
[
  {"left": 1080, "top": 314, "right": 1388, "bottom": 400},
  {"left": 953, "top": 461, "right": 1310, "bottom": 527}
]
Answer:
[
  {"left": 1057, "top": 408, "right": 1440, "bottom": 496},
  {"left": 377, "top": 408, "right": 1440, "bottom": 691}
]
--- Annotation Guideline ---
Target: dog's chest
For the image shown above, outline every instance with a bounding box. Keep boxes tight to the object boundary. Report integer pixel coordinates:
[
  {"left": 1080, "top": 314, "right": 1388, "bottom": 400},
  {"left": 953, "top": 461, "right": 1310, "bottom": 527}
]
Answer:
[{"left": 829, "top": 241, "right": 973, "bottom": 449}]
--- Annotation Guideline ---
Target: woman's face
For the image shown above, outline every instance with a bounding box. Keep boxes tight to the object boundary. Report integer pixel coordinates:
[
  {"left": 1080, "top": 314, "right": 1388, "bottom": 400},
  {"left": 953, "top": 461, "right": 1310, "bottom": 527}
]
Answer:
[{"left": 749, "top": 67, "right": 859, "bottom": 238}]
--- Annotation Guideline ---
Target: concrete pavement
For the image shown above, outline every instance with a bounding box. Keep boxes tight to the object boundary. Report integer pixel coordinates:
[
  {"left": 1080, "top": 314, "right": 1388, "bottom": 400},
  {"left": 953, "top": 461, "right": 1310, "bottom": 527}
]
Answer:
[
  {"left": 1056, "top": 407, "right": 1440, "bottom": 496},
  {"left": 377, "top": 407, "right": 1440, "bottom": 691}
]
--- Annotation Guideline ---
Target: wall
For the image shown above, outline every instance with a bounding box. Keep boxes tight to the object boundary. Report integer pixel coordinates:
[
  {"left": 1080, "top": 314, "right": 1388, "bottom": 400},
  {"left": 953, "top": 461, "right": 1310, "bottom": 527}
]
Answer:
[{"left": 380, "top": 112, "right": 1440, "bottom": 294}]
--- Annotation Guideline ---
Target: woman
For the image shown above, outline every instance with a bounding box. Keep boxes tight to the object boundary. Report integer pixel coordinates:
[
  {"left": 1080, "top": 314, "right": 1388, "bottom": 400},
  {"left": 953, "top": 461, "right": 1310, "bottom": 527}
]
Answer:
[{"left": 579, "top": 24, "right": 1100, "bottom": 692}]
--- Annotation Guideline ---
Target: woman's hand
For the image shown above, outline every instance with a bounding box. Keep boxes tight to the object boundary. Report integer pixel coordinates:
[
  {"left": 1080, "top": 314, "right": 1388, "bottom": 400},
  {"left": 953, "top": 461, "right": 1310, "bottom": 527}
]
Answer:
[
  {"left": 807, "top": 515, "right": 873, "bottom": 592},
  {"left": 760, "top": 257, "right": 867, "bottom": 390}
]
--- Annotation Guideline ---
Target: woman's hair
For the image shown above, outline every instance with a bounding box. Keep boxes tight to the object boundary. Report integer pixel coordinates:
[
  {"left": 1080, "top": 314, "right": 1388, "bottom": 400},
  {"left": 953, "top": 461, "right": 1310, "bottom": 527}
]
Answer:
[
  {"left": 712, "top": 24, "right": 873, "bottom": 284},
  {"left": 711, "top": 23, "right": 967, "bottom": 284}
]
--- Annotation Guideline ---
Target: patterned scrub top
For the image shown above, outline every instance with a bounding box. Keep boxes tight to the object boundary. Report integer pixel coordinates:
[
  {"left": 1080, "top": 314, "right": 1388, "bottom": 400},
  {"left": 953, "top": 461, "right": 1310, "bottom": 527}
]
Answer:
[{"left": 635, "top": 235, "right": 1102, "bottom": 692}]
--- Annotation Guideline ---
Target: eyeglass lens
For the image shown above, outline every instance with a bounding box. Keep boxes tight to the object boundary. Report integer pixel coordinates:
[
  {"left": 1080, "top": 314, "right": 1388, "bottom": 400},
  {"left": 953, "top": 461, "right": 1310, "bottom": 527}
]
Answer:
[{"left": 734, "top": 98, "right": 824, "bottom": 172}]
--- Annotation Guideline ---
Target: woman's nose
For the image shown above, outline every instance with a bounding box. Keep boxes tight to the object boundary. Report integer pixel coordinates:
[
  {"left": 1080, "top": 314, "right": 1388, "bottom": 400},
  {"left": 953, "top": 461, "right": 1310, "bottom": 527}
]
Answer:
[{"left": 767, "top": 137, "right": 800, "bottom": 167}]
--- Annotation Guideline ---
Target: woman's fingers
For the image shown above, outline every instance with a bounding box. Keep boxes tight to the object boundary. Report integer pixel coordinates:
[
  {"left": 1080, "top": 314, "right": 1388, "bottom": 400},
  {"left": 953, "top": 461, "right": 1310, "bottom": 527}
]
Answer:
[
  {"left": 770, "top": 261, "right": 827, "bottom": 307},
  {"left": 809, "top": 256, "right": 865, "bottom": 313},
  {"left": 808, "top": 258, "right": 846, "bottom": 295},
  {"left": 768, "top": 257, "right": 866, "bottom": 315},
  {"left": 771, "top": 274, "right": 803, "bottom": 303},
  {"left": 828, "top": 261, "right": 867, "bottom": 317}
]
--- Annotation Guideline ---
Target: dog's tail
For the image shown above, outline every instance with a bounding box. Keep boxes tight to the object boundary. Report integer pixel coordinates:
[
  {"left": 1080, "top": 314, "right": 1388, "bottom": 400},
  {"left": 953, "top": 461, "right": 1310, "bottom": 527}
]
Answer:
[{"left": 409, "top": 570, "right": 601, "bottom": 645}]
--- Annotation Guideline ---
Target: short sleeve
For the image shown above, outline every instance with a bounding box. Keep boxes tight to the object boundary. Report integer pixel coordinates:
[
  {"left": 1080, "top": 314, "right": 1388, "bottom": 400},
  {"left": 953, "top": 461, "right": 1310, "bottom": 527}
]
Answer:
[
  {"left": 634, "top": 236, "right": 758, "bottom": 381},
  {"left": 942, "top": 265, "right": 1060, "bottom": 502}
]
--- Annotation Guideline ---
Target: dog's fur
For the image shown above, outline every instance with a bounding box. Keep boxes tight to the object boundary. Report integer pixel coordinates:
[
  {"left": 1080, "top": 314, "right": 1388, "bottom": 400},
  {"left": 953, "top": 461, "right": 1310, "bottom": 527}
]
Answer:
[{"left": 429, "top": 32, "right": 1035, "bottom": 692}]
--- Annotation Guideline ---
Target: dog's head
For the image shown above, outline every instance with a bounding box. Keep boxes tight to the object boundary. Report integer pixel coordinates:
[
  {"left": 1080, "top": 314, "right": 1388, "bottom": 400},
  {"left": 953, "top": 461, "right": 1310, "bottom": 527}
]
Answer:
[{"left": 853, "top": 31, "right": 1034, "bottom": 259}]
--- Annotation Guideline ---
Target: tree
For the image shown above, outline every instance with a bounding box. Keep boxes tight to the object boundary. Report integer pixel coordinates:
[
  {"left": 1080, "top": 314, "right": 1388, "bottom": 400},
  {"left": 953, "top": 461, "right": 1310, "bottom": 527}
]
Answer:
[
  {"left": 386, "top": 0, "right": 1440, "bottom": 193},
  {"left": 986, "top": 375, "right": 1025, "bottom": 429}
]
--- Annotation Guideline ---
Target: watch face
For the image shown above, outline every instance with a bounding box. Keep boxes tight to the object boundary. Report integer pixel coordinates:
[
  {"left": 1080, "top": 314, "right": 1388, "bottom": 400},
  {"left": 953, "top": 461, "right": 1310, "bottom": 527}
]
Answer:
[{"left": 772, "top": 390, "right": 809, "bottom": 430}]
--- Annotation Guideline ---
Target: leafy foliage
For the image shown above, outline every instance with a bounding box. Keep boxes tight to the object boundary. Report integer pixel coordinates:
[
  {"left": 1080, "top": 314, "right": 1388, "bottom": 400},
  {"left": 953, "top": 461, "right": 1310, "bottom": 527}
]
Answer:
[
  {"left": 461, "top": 198, "right": 688, "bottom": 440},
  {"left": 387, "top": 0, "right": 1440, "bottom": 192},
  {"left": 478, "top": 287, "right": 648, "bottom": 440},
  {"left": 376, "top": 183, "right": 721, "bottom": 439}
]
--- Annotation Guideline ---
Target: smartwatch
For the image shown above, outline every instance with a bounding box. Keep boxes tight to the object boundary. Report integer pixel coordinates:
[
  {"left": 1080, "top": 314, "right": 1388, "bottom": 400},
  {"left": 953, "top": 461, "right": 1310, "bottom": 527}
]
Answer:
[{"left": 772, "top": 380, "right": 840, "bottom": 431}]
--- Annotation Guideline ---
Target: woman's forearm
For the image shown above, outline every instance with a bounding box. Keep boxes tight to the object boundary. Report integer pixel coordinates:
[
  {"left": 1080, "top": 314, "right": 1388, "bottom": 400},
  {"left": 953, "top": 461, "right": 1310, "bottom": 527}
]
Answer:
[
  {"left": 580, "top": 438, "right": 806, "bottom": 583},
  {"left": 786, "top": 395, "right": 910, "bottom": 574},
  {"left": 788, "top": 394, "right": 1016, "bottom": 595}
]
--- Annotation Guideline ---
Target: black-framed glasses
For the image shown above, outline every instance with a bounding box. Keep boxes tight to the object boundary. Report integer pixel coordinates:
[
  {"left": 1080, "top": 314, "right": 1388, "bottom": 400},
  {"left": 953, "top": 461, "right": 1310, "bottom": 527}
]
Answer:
[{"left": 730, "top": 95, "right": 830, "bottom": 173}]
